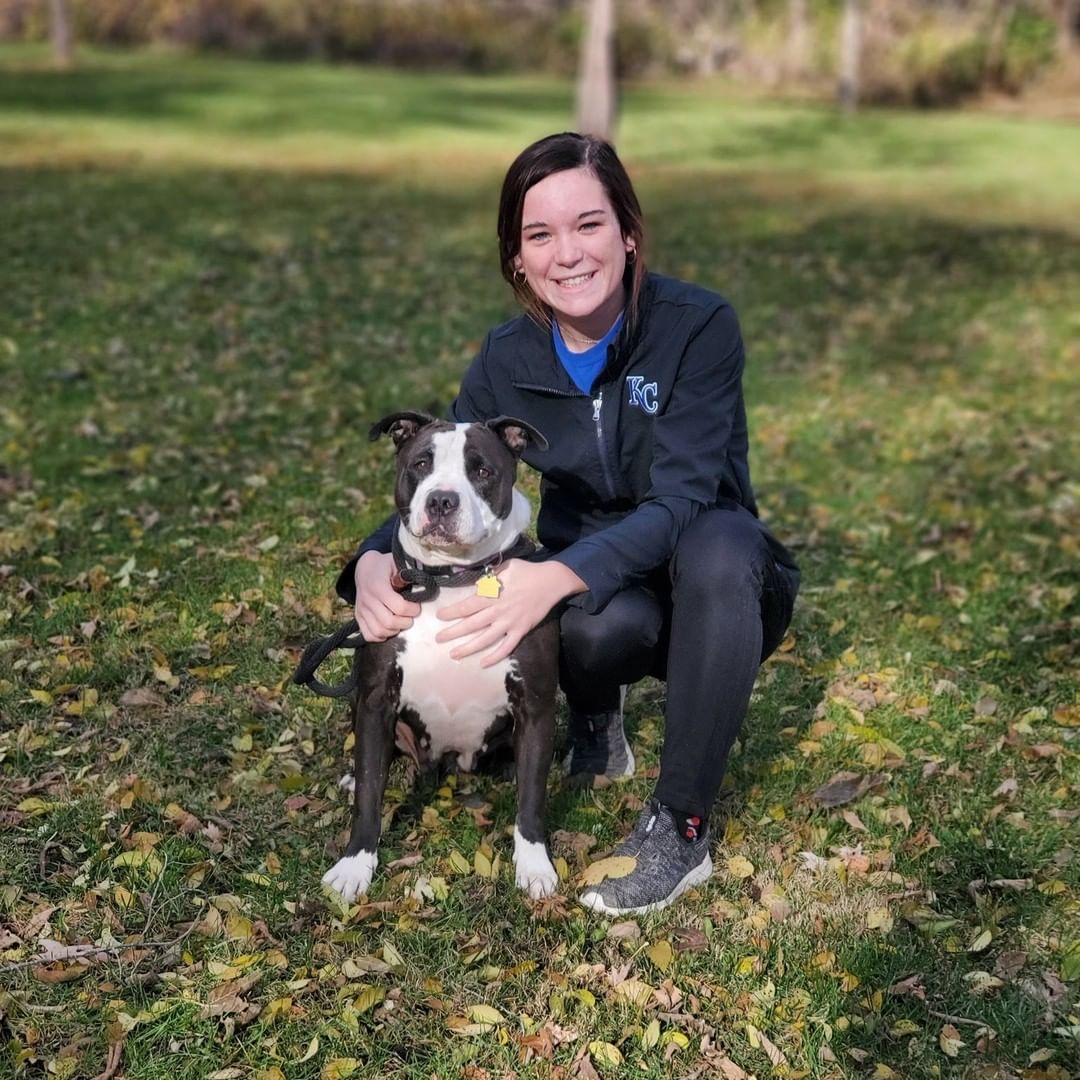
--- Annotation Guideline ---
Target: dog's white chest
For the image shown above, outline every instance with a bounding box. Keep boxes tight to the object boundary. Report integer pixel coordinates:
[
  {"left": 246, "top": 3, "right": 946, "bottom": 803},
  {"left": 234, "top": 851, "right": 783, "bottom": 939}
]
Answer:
[{"left": 396, "top": 586, "right": 516, "bottom": 770}]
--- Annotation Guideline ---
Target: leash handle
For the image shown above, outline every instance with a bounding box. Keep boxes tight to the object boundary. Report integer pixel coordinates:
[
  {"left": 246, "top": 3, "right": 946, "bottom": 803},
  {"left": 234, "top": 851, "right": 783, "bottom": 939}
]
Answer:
[{"left": 291, "top": 618, "right": 366, "bottom": 698}]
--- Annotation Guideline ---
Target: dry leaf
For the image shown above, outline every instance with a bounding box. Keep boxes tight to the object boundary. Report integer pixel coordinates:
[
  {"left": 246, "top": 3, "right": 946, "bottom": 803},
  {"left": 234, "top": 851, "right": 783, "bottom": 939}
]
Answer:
[
  {"left": 579, "top": 855, "right": 636, "bottom": 886},
  {"left": 647, "top": 939, "right": 674, "bottom": 972}
]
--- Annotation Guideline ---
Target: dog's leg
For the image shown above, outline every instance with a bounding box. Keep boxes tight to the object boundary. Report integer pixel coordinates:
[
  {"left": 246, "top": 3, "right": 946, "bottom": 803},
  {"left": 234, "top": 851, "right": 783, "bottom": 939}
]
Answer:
[
  {"left": 322, "top": 671, "right": 397, "bottom": 903},
  {"left": 510, "top": 671, "right": 559, "bottom": 899}
]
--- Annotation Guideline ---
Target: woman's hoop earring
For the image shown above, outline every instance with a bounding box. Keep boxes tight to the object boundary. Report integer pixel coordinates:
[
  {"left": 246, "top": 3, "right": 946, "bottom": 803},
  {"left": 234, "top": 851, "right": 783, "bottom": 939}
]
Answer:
[{"left": 513, "top": 268, "right": 527, "bottom": 285}]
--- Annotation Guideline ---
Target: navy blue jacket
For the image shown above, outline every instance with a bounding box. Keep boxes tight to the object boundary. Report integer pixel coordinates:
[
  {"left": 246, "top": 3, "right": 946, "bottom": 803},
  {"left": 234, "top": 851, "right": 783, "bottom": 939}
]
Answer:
[{"left": 337, "top": 272, "right": 795, "bottom": 612}]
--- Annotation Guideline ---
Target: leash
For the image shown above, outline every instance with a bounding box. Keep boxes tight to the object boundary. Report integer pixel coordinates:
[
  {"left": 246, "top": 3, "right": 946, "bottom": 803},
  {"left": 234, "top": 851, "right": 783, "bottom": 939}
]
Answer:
[{"left": 291, "top": 531, "right": 536, "bottom": 699}]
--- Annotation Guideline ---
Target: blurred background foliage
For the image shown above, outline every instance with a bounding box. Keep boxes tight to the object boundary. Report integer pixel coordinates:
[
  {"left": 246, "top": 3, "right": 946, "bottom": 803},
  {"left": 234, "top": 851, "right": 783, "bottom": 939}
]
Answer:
[{"left": 1, "top": 0, "right": 1075, "bottom": 107}]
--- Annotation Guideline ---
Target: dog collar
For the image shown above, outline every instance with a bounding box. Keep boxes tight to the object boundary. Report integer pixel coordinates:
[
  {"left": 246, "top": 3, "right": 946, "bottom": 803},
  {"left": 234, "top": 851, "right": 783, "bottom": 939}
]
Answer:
[{"left": 390, "top": 530, "right": 536, "bottom": 602}]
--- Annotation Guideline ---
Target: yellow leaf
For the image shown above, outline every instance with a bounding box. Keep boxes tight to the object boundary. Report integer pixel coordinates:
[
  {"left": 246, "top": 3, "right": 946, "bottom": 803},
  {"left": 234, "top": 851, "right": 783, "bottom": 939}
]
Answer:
[
  {"left": 726, "top": 854, "right": 755, "bottom": 879},
  {"left": 663, "top": 1030, "right": 690, "bottom": 1050},
  {"left": 262, "top": 997, "right": 292, "bottom": 1023},
  {"left": 382, "top": 942, "right": 404, "bottom": 968},
  {"left": 243, "top": 873, "right": 272, "bottom": 887},
  {"left": 112, "top": 850, "right": 148, "bottom": 868},
  {"left": 839, "top": 971, "right": 861, "bottom": 991},
  {"left": 467, "top": 1004, "right": 506, "bottom": 1028},
  {"left": 578, "top": 855, "right": 636, "bottom": 886},
  {"left": 613, "top": 979, "right": 653, "bottom": 1008},
  {"left": 16, "top": 797, "right": 56, "bottom": 815},
  {"left": 968, "top": 928, "right": 993, "bottom": 952},
  {"left": 866, "top": 907, "right": 894, "bottom": 933},
  {"left": 449, "top": 850, "right": 471, "bottom": 875},
  {"left": 232, "top": 733, "right": 253, "bottom": 752},
  {"left": 353, "top": 986, "right": 385, "bottom": 1014},
  {"left": 647, "top": 940, "right": 674, "bottom": 973},
  {"left": 321, "top": 1059, "right": 360, "bottom": 1080},
  {"left": 29, "top": 689, "right": 54, "bottom": 705},
  {"left": 588, "top": 1041, "right": 624, "bottom": 1069},
  {"left": 642, "top": 1018, "right": 661, "bottom": 1050},
  {"left": 474, "top": 850, "right": 493, "bottom": 878},
  {"left": 571, "top": 988, "right": 596, "bottom": 1009},
  {"left": 736, "top": 955, "right": 758, "bottom": 977},
  {"left": 292, "top": 1036, "right": 319, "bottom": 1063}
]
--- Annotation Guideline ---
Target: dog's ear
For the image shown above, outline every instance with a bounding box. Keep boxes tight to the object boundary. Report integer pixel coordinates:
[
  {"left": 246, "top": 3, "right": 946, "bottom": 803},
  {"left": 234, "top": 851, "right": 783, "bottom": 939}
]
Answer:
[
  {"left": 485, "top": 416, "right": 549, "bottom": 457},
  {"left": 369, "top": 411, "right": 438, "bottom": 449}
]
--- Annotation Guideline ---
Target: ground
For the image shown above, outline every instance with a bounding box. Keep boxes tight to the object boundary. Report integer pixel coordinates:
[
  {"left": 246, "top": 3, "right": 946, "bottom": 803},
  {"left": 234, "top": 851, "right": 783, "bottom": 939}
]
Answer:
[{"left": 0, "top": 45, "right": 1078, "bottom": 1080}]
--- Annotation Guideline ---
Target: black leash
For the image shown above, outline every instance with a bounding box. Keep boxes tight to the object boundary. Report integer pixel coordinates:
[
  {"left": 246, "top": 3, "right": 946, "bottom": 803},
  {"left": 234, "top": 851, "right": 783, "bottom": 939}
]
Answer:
[{"left": 291, "top": 531, "right": 536, "bottom": 699}]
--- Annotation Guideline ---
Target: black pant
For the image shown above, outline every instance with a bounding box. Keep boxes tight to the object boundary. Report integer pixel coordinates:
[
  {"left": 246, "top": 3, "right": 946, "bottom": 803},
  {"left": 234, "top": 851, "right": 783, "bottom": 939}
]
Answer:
[{"left": 559, "top": 506, "right": 799, "bottom": 820}]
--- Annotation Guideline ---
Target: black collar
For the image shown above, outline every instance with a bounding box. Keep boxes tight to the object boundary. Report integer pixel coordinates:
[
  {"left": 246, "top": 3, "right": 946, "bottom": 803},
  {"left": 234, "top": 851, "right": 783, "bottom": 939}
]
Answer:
[{"left": 391, "top": 528, "right": 536, "bottom": 602}]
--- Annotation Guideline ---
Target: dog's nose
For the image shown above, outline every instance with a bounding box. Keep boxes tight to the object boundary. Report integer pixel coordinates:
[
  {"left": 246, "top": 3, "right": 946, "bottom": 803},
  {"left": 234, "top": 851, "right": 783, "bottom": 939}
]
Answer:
[{"left": 426, "top": 489, "right": 460, "bottom": 519}]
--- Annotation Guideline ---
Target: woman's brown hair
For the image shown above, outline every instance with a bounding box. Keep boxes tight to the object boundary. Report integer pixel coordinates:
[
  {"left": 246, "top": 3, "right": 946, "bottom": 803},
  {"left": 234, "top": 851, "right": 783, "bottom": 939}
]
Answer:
[{"left": 496, "top": 132, "right": 647, "bottom": 332}]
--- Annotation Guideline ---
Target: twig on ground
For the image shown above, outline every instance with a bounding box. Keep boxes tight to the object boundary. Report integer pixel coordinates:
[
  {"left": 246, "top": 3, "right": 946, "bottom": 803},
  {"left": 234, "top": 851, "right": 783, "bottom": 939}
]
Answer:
[{"left": 91, "top": 1041, "right": 122, "bottom": 1080}]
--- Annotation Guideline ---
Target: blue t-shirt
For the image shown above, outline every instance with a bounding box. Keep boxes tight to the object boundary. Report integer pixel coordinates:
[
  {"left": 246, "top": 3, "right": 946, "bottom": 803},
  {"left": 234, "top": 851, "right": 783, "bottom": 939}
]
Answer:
[{"left": 553, "top": 313, "right": 624, "bottom": 394}]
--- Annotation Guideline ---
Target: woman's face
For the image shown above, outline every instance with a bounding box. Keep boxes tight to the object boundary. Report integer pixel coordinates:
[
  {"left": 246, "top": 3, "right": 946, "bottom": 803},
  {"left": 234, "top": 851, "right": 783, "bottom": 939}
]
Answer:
[{"left": 513, "top": 166, "right": 634, "bottom": 333}]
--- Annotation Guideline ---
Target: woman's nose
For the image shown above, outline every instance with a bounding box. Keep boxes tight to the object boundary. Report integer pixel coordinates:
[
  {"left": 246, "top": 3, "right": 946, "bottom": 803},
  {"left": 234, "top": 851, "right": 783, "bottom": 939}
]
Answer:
[{"left": 554, "top": 234, "right": 582, "bottom": 266}]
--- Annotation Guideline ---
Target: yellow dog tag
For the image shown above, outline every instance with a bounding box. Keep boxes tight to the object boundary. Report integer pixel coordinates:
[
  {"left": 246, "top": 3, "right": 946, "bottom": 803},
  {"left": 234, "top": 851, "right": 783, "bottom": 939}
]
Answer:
[{"left": 476, "top": 572, "right": 502, "bottom": 599}]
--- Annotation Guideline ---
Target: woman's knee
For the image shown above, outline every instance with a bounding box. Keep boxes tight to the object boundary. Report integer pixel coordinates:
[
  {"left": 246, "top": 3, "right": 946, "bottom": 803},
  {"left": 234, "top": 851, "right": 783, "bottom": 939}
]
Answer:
[
  {"left": 560, "top": 589, "right": 663, "bottom": 671},
  {"left": 671, "top": 510, "right": 770, "bottom": 599}
]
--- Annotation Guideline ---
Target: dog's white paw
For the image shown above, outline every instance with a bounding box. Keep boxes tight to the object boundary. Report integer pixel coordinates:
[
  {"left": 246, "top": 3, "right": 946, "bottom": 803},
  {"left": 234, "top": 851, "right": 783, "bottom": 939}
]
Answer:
[
  {"left": 322, "top": 850, "right": 377, "bottom": 903},
  {"left": 338, "top": 772, "right": 355, "bottom": 795},
  {"left": 513, "top": 826, "right": 558, "bottom": 899}
]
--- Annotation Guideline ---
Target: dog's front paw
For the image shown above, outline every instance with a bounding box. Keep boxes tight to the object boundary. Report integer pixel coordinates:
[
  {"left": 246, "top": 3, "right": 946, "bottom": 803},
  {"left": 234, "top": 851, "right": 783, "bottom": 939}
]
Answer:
[
  {"left": 322, "top": 850, "right": 377, "bottom": 903},
  {"left": 513, "top": 827, "right": 558, "bottom": 899},
  {"left": 338, "top": 772, "right": 355, "bottom": 795}
]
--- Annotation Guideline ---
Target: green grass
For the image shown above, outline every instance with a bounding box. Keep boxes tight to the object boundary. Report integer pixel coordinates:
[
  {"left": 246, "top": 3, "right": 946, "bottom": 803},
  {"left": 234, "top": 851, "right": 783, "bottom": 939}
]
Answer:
[{"left": 1, "top": 45, "right": 1078, "bottom": 1080}]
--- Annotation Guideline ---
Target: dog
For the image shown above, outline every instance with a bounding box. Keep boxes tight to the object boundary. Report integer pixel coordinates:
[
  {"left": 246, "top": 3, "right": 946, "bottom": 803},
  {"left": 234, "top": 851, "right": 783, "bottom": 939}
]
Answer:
[{"left": 321, "top": 411, "right": 560, "bottom": 903}]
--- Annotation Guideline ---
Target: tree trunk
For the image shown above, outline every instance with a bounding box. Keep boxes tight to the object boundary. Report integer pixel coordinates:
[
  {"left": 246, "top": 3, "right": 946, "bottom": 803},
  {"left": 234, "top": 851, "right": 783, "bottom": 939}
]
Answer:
[
  {"left": 49, "top": 0, "right": 73, "bottom": 68},
  {"left": 575, "top": 0, "right": 616, "bottom": 142},
  {"left": 838, "top": 0, "right": 861, "bottom": 112},
  {"left": 786, "top": 0, "right": 809, "bottom": 79},
  {"left": 1057, "top": 0, "right": 1079, "bottom": 53}
]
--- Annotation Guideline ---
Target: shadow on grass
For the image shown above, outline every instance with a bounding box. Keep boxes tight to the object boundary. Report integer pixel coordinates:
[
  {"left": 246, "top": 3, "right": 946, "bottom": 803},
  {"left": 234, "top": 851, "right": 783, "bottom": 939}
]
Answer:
[{"left": 0, "top": 56, "right": 571, "bottom": 138}]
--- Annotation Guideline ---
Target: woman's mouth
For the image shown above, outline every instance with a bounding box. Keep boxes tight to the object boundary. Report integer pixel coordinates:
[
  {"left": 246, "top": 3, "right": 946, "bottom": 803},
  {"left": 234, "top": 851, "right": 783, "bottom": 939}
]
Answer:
[{"left": 555, "top": 270, "right": 597, "bottom": 290}]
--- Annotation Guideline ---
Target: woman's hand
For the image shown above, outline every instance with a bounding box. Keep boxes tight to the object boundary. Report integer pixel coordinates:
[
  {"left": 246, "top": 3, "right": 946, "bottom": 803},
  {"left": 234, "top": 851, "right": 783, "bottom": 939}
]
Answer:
[
  {"left": 435, "top": 559, "right": 587, "bottom": 667},
  {"left": 353, "top": 551, "right": 421, "bottom": 642}
]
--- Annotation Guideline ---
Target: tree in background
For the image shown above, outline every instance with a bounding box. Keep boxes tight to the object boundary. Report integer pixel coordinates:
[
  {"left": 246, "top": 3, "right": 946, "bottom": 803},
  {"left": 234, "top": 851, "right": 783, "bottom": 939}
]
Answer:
[
  {"left": 48, "top": 0, "right": 71, "bottom": 66},
  {"left": 838, "top": 0, "right": 862, "bottom": 111},
  {"left": 786, "top": 0, "right": 810, "bottom": 80},
  {"left": 1056, "top": 0, "right": 1079, "bottom": 53},
  {"left": 576, "top": 0, "right": 616, "bottom": 141}
]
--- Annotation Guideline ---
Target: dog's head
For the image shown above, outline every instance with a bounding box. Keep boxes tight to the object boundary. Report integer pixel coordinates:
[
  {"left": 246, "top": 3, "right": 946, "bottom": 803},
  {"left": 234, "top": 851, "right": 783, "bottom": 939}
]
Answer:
[{"left": 370, "top": 411, "right": 547, "bottom": 565}]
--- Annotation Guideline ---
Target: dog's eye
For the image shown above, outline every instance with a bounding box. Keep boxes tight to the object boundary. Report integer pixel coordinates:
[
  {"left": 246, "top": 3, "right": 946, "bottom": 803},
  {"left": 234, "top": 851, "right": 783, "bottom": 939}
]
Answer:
[
  {"left": 414, "top": 457, "right": 431, "bottom": 473},
  {"left": 476, "top": 465, "right": 492, "bottom": 480}
]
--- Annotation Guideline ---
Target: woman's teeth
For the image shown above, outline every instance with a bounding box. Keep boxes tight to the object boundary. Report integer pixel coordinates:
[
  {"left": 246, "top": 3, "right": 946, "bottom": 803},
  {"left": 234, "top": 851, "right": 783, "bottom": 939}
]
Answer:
[{"left": 558, "top": 271, "right": 595, "bottom": 287}]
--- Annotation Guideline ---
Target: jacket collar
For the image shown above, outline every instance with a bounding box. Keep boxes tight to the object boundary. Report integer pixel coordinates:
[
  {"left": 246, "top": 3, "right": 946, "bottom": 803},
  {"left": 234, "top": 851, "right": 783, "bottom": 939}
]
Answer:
[{"left": 510, "top": 273, "right": 656, "bottom": 393}]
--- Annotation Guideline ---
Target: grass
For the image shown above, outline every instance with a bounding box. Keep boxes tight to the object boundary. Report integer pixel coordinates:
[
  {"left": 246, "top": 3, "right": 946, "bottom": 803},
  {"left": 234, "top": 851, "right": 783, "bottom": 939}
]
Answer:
[{"left": 1, "top": 44, "right": 1078, "bottom": 1080}]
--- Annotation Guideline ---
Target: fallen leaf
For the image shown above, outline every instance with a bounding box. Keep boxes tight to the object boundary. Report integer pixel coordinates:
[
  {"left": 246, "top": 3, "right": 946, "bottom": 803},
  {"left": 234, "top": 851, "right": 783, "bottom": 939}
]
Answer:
[
  {"left": 726, "top": 854, "right": 755, "bottom": 879},
  {"left": 939, "top": 1023, "right": 965, "bottom": 1057},
  {"left": 588, "top": 1041, "right": 623, "bottom": 1069},
  {"left": 813, "top": 771, "right": 869, "bottom": 807},
  {"left": 647, "top": 940, "right": 674, "bottom": 973},
  {"left": 579, "top": 856, "right": 636, "bottom": 886}
]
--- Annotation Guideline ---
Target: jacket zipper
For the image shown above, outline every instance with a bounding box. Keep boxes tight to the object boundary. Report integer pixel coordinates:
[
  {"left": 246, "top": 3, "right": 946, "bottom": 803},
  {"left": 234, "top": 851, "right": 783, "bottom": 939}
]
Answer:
[{"left": 592, "top": 389, "right": 618, "bottom": 502}]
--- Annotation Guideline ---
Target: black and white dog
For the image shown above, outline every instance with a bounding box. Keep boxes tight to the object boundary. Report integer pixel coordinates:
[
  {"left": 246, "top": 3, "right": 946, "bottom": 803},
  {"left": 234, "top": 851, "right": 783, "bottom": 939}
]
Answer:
[{"left": 322, "top": 411, "right": 560, "bottom": 903}]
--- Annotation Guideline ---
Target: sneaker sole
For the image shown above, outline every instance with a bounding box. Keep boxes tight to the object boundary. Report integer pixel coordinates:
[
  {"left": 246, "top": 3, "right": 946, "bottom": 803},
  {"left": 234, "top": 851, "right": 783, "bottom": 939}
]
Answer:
[{"left": 577, "top": 852, "right": 713, "bottom": 916}]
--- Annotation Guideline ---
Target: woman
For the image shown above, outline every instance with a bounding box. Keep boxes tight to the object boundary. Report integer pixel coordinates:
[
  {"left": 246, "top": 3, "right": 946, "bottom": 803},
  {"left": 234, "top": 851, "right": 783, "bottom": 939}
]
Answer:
[{"left": 337, "top": 132, "right": 799, "bottom": 915}]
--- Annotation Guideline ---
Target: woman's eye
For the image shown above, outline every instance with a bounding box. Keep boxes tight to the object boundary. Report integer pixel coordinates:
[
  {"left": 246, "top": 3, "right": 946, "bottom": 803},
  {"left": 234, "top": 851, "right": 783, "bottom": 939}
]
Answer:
[
  {"left": 580, "top": 222, "right": 599, "bottom": 232},
  {"left": 527, "top": 231, "right": 549, "bottom": 242}
]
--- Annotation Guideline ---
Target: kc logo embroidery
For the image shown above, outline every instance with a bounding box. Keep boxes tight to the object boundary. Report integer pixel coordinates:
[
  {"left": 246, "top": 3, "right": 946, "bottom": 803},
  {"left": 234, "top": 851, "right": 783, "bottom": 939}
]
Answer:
[{"left": 626, "top": 375, "right": 659, "bottom": 415}]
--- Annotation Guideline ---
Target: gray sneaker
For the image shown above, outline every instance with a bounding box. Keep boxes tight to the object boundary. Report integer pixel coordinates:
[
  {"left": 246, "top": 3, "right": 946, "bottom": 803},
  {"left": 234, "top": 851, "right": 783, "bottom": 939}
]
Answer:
[
  {"left": 578, "top": 800, "right": 713, "bottom": 915},
  {"left": 563, "top": 687, "right": 635, "bottom": 780}
]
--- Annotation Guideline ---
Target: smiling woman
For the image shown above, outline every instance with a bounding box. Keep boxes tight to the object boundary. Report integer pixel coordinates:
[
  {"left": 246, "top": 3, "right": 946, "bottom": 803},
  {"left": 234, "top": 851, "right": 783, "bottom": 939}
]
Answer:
[{"left": 338, "top": 131, "right": 800, "bottom": 916}]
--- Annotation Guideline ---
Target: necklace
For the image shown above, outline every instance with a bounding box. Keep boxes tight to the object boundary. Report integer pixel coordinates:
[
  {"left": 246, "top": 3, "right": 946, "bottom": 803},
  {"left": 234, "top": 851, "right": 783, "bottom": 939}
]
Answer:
[{"left": 557, "top": 324, "right": 601, "bottom": 348}]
